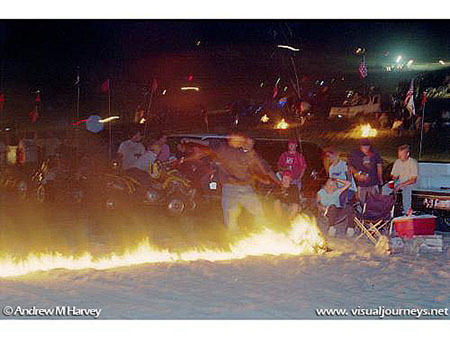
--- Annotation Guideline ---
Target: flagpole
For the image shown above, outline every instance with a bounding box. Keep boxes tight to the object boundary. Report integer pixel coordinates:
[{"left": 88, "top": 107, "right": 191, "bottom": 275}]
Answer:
[
  {"left": 419, "top": 99, "right": 426, "bottom": 160},
  {"left": 108, "top": 80, "right": 112, "bottom": 161},
  {"left": 75, "top": 67, "right": 80, "bottom": 157},
  {"left": 144, "top": 85, "right": 154, "bottom": 139}
]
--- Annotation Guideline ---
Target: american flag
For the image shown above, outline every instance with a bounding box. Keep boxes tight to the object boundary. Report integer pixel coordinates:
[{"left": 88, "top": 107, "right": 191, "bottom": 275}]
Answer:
[
  {"left": 403, "top": 79, "right": 416, "bottom": 116},
  {"left": 359, "top": 56, "right": 368, "bottom": 78}
]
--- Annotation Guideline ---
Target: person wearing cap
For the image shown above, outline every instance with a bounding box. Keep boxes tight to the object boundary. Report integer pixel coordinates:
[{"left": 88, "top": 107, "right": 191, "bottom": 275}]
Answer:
[
  {"left": 277, "top": 139, "right": 307, "bottom": 197},
  {"left": 349, "top": 138, "right": 383, "bottom": 205},
  {"left": 274, "top": 170, "right": 300, "bottom": 221}
]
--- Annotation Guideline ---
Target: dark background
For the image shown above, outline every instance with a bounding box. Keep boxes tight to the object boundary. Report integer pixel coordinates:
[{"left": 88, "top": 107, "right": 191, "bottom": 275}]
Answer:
[{"left": 0, "top": 20, "right": 449, "bottom": 124}]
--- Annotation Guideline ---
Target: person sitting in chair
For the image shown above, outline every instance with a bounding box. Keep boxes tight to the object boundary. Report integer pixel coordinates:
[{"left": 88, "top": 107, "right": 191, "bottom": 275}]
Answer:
[{"left": 317, "top": 178, "right": 352, "bottom": 237}]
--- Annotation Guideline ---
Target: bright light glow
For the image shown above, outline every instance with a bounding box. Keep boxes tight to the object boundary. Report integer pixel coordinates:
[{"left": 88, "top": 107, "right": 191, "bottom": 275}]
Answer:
[
  {"left": 275, "top": 118, "right": 289, "bottom": 129},
  {"left": 162, "top": 90, "right": 167, "bottom": 95},
  {"left": 385, "top": 66, "right": 392, "bottom": 72},
  {"left": 99, "top": 116, "right": 120, "bottom": 123},
  {"left": 360, "top": 124, "right": 378, "bottom": 138},
  {"left": 0, "top": 214, "right": 326, "bottom": 278},
  {"left": 260, "top": 114, "right": 270, "bottom": 123},
  {"left": 277, "top": 44, "right": 300, "bottom": 52},
  {"left": 139, "top": 118, "right": 146, "bottom": 124},
  {"left": 181, "top": 87, "right": 199, "bottom": 91},
  {"left": 396, "top": 55, "right": 402, "bottom": 63},
  {"left": 439, "top": 60, "right": 445, "bottom": 65},
  {"left": 407, "top": 60, "right": 414, "bottom": 67},
  {"left": 260, "top": 82, "right": 264, "bottom": 87},
  {"left": 284, "top": 86, "right": 288, "bottom": 91}
]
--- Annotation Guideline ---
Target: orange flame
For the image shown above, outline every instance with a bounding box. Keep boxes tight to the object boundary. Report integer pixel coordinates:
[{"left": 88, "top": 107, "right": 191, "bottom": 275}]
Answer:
[
  {"left": 0, "top": 214, "right": 326, "bottom": 278},
  {"left": 360, "top": 124, "right": 377, "bottom": 137}
]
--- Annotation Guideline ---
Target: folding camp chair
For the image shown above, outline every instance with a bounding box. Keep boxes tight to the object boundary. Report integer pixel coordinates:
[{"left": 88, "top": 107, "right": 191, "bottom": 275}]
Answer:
[{"left": 354, "top": 194, "right": 395, "bottom": 245}]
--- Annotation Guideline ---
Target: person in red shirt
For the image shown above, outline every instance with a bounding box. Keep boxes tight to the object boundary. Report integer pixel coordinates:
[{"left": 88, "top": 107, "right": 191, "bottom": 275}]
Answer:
[{"left": 277, "top": 139, "right": 307, "bottom": 196}]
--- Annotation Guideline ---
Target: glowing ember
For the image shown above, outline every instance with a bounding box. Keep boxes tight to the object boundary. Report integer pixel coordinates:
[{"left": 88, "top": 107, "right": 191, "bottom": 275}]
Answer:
[
  {"left": 0, "top": 215, "right": 326, "bottom": 278},
  {"left": 360, "top": 124, "right": 377, "bottom": 137},
  {"left": 276, "top": 118, "right": 289, "bottom": 129},
  {"left": 260, "top": 114, "right": 270, "bottom": 123}
]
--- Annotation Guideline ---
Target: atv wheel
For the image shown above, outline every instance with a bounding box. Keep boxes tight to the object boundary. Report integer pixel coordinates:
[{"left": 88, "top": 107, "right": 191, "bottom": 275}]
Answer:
[
  {"left": 16, "top": 180, "right": 28, "bottom": 200},
  {"left": 167, "top": 197, "right": 186, "bottom": 216},
  {"left": 36, "top": 184, "right": 46, "bottom": 203}
]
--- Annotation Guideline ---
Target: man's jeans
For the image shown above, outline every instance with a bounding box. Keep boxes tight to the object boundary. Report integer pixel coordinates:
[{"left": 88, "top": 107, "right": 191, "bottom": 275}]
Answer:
[
  {"left": 221, "top": 184, "right": 266, "bottom": 230},
  {"left": 357, "top": 185, "right": 379, "bottom": 205},
  {"left": 382, "top": 183, "right": 414, "bottom": 214}
]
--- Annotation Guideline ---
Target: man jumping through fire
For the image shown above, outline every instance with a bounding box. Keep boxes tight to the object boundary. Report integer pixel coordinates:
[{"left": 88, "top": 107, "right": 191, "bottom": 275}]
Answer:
[{"left": 182, "top": 133, "right": 280, "bottom": 232}]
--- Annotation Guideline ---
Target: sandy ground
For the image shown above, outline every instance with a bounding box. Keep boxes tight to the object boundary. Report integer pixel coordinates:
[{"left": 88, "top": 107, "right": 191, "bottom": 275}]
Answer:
[{"left": 1, "top": 235, "right": 449, "bottom": 320}]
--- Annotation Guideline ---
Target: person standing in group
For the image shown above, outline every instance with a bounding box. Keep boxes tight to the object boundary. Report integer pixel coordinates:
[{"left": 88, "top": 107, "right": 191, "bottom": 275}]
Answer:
[
  {"left": 325, "top": 148, "right": 357, "bottom": 206},
  {"left": 117, "top": 129, "right": 145, "bottom": 171},
  {"left": 390, "top": 144, "right": 418, "bottom": 216},
  {"left": 125, "top": 139, "right": 158, "bottom": 190},
  {"left": 17, "top": 132, "right": 39, "bottom": 167},
  {"left": 349, "top": 138, "right": 383, "bottom": 205},
  {"left": 274, "top": 170, "right": 301, "bottom": 221},
  {"left": 277, "top": 139, "right": 307, "bottom": 197},
  {"left": 153, "top": 134, "right": 170, "bottom": 163}
]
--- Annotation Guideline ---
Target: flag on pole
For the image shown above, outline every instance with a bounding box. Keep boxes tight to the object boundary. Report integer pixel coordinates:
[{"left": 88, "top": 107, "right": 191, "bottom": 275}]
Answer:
[
  {"left": 151, "top": 78, "right": 158, "bottom": 94},
  {"left": 30, "top": 93, "right": 40, "bottom": 123},
  {"left": 101, "top": 79, "right": 110, "bottom": 93},
  {"left": 0, "top": 93, "right": 5, "bottom": 114},
  {"left": 403, "top": 79, "right": 416, "bottom": 116},
  {"left": 420, "top": 91, "right": 427, "bottom": 110},
  {"left": 359, "top": 56, "right": 368, "bottom": 78},
  {"left": 272, "top": 82, "right": 278, "bottom": 99}
]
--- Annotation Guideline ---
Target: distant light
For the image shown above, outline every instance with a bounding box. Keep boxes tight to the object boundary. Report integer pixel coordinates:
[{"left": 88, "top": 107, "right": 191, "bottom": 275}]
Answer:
[
  {"left": 320, "top": 81, "right": 324, "bottom": 86},
  {"left": 439, "top": 60, "right": 446, "bottom": 65},
  {"left": 355, "top": 47, "right": 365, "bottom": 55},
  {"left": 275, "top": 118, "right": 289, "bottom": 129},
  {"left": 277, "top": 44, "right": 300, "bottom": 52},
  {"left": 337, "top": 114, "right": 343, "bottom": 118},
  {"left": 99, "top": 116, "right": 120, "bottom": 123},
  {"left": 396, "top": 55, "right": 402, "bottom": 63},
  {"left": 196, "top": 40, "right": 201, "bottom": 46},
  {"left": 260, "top": 114, "right": 270, "bottom": 123},
  {"left": 386, "top": 66, "right": 392, "bottom": 72},
  {"left": 181, "top": 87, "right": 199, "bottom": 91},
  {"left": 276, "top": 78, "right": 281, "bottom": 85},
  {"left": 162, "top": 89, "right": 167, "bottom": 95},
  {"left": 5, "top": 127, "right": 11, "bottom": 131},
  {"left": 284, "top": 86, "right": 288, "bottom": 91},
  {"left": 260, "top": 82, "right": 264, "bottom": 87},
  {"left": 407, "top": 60, "right": 414, "bottom": 67},
  {"left": 139, "top": 118, "right": 146, "bottom": 124}
]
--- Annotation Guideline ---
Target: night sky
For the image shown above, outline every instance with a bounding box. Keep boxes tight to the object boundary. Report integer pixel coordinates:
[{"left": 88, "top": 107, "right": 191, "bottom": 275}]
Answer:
[{"left": 0, "top": 20, "right": 449, "bottom": 122}]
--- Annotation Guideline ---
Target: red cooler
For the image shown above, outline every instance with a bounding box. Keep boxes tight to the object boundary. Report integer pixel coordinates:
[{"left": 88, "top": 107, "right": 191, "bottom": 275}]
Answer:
[{"left": 393, "top": 215, "right": 436, "bottom": 238}]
